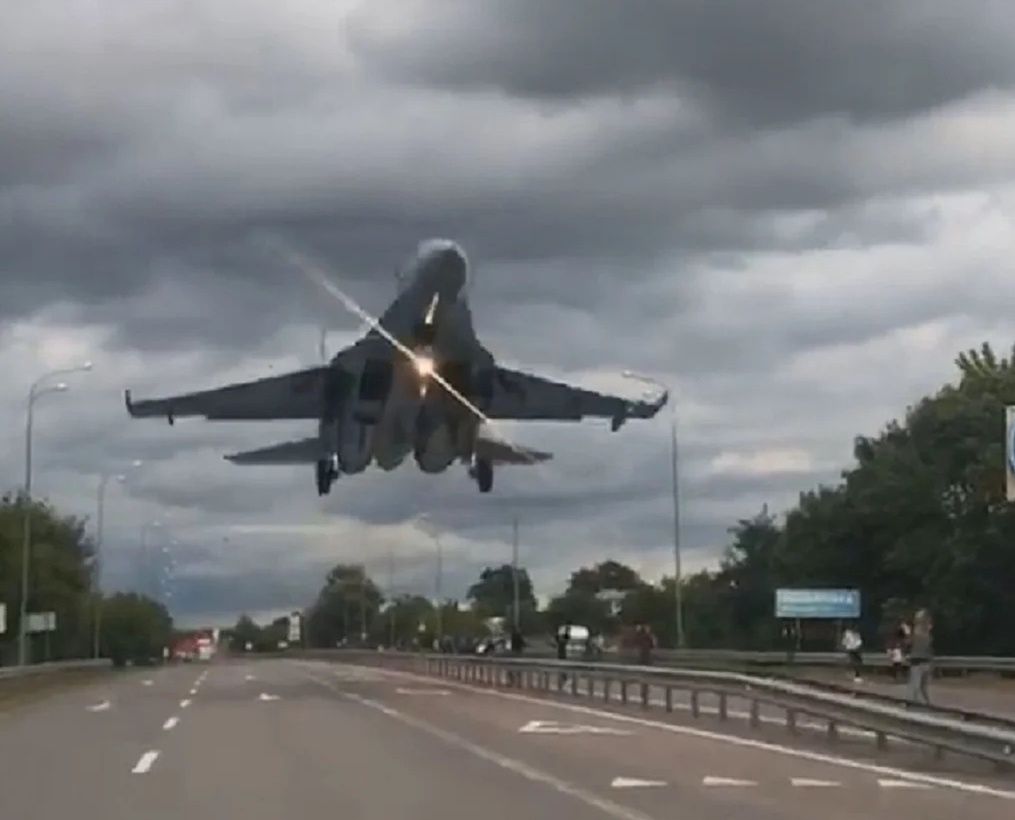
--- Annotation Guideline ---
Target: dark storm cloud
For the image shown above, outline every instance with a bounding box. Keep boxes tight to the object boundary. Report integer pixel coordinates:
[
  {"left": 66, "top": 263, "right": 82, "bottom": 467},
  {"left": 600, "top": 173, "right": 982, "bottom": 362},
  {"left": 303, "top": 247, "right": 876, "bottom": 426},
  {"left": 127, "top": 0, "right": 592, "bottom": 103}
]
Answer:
[
  {"left": 4, "top": 2, "right": 1015, "bottom": 622},
  {"left": 350, "top": 0, "right": 1015, "bottom": 122}
]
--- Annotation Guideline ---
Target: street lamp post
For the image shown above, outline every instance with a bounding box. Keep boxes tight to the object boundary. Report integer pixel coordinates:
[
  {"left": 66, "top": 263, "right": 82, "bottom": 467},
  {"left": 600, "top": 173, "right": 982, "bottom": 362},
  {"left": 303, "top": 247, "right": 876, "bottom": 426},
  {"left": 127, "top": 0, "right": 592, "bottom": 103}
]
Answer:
[
  {"left": 18, "top": 362, "right": 92, "bottom": 665},
  {"left": 93, "top": 460, "right": 142, "bottom": 659},
  {"left": 416, "top": 514, "right": 443, "bottom": 647},
  {"left": 623, "top": 370, "right": 685, "bottom": 649}
]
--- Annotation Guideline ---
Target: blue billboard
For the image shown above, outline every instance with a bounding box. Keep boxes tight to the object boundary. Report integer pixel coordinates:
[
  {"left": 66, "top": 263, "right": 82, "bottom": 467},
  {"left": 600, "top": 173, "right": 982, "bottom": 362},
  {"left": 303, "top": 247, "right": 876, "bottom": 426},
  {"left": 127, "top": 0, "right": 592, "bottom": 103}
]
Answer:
[{"left": 775, "top": 588, "right": 860, "bottom": 619}]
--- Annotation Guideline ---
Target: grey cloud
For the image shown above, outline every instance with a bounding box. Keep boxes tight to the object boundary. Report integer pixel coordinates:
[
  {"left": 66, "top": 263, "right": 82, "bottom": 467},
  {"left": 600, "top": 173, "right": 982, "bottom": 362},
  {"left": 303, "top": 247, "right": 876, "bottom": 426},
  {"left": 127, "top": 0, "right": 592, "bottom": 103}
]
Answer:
[{"left": 349, "top": 1, "right": 1015, "bottom": 123}]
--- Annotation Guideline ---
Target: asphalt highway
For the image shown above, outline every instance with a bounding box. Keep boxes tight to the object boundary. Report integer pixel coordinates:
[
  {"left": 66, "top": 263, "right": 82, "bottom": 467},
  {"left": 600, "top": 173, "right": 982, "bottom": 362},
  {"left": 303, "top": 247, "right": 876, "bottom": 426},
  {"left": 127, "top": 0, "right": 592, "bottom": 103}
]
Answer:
[{"left": 1, "top": 658, "right": 1013, "bottom": 820}]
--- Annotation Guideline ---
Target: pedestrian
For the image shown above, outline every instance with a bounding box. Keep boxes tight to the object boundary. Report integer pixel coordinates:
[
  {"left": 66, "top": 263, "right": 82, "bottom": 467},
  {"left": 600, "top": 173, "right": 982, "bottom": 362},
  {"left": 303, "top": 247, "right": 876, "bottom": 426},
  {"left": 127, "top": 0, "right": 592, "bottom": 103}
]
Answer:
[
  {"left": 635, "top": 623, "right": 655, "bottom": 666},
  {"left": 555, "top": 622, "right": 570, "bottom": 688},
  {"left": 907, "top": 609, "right": 934, "bottom": 704},
  {"left": 889, "top": 619, "right": 910, "bottom": 682},
  {"left": 506, "top": 628, "right": 526, "bottom": 686},
  {"left": 841, "top": 624, "right": 864, "bottom": 683}
]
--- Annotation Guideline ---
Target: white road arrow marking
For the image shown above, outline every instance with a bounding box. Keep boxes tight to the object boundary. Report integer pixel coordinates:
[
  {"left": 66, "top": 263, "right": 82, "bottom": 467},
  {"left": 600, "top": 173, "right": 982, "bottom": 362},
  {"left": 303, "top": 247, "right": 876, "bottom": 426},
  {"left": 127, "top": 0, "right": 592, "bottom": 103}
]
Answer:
[
  {"left": 86, "top": 700, "right": 111, "bottom": 712},
  {"left": 520, "top": 720, "right": 633, "bottom": 736},
  {"left": 791, "top": 778, "right": 841, "bottom": 788},
  {"left": 396, "top": 688, "right": 451, "bottom": 696},
  {"left": 258, "top": 693, "right": 280, "bottom": 702},
  {"left": 162, "top": 716, "right": 179, "bottom": 731},
  {"left": 132, "top": 751, "right": 159, "bottom": 774},
  {"left": 879, "top": 779, "right": 933, "bottom": 790},
  {"left": 611, "top": 777, "right": 667, "bottom": 789},
  {"left": 180, "top": 699, "right": 191, "bottom": 709},
  {"left": 703, "top": 776, "right": 758, "bottom": 787}
]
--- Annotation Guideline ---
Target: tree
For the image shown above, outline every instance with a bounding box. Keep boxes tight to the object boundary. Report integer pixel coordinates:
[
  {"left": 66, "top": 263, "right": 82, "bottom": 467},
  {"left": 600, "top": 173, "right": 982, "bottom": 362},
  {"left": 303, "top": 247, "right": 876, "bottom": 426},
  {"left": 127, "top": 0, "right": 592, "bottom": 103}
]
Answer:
[
  {"left": 230, "top": 614, "right": 261, "bottom": 651},
  {"left": 100, "top": 593, "right": 172, "bottom": 666},
  {"left": 545, "top": 590, "right": 611, "bottom": 635},
  {"left": 306, "top": 564, "right": 383, "bottom": 648},
  {"left": 567, "top": 560, "right": 642, "bottom": 595},
  {"left": 0, "top": 495, "right": 96, "bottom": 663},
  {"left": 466, "top": 564, "right": 536, "bottom": 619}
]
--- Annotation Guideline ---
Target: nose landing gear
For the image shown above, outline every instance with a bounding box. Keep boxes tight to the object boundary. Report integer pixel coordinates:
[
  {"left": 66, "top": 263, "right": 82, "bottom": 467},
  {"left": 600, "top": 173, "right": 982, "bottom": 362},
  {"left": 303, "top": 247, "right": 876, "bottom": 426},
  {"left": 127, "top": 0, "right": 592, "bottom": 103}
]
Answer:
[
  {"left": 469, "top": 457, "right": 493, "bottom": 493},
  {"left": 315, "top": 457, "right": 339, "bottom": 496}
]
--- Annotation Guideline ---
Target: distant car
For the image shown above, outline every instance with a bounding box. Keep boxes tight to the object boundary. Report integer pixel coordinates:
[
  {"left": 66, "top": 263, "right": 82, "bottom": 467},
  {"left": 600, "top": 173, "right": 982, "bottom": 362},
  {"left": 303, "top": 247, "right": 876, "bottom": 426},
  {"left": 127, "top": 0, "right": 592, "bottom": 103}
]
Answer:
[{"left": 475, "top": 636, "right": 509, "bottom": 655}]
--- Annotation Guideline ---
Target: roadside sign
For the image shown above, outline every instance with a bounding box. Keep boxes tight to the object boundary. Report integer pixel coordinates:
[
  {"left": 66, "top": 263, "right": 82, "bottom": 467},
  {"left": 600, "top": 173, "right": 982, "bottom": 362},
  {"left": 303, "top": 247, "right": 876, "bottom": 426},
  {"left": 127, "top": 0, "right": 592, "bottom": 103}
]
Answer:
[
  {"left": 287, "top": 611, "right": 301, "bottom": 644},
  {"left": 26, "top": 611, "right": 57, "bottom": 633},
  {"left": 1006, "top": 406, "right": 1015, "bottom": 501},
  {"left": 775, "top": 589, "right": 860, "bottom": 619}
]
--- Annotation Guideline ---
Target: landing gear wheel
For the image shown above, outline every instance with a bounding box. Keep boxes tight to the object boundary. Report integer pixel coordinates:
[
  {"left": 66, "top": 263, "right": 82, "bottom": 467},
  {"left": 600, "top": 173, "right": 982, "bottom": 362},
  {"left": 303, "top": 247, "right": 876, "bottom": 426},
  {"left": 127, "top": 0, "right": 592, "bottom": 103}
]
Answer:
[
  {"left": 316, "top": 459, "right": 337, "bottom": 496},
  {"left": 476, "top": 458, "right": 493, "bottom": 493}
]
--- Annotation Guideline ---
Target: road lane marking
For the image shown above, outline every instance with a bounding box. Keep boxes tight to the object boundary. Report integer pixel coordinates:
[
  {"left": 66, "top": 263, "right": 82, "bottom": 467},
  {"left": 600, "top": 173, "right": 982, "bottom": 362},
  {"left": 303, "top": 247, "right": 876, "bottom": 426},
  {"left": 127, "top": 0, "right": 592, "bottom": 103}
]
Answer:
[
  {"left": 791, "top": 778, "right": 841, "bottom": 788},
  {"left": 322, "top": 662, "right": 1015, "bottom": 801},
  {"left": 395, "top": 687, "right": 450, "bottom": 696},
  {"left": 141, "top": 680, "right": 154, "bottom": 687},
  {"left": 520, "top": 720, "right": 633, "bottom": 736},
  {"left": 245, "top": 674, "right": 256, "bottom": 681},
  {"left": 258, "top": 693, "right": 280, "bottom": 702},
  {"left": 879, "top": 779, "right": 934, "bottom": 790},
  {"left": 304, "top": 674, "right": 653, "bottom": 820},
  {"left": 611, "top": 777, "right": 667, "bottom": 789},
  {"left": 132, "top": 751, "right": 159, "bottom": 774},
  {"left": 86, "top": 700, "right": 111, "bottom": 712},
  {"left": 162, "top": 716, "right": 179, "bottom": 731},
  {"left": 180, "top": 699, "right": 191, "bottom": 709},
  {"left": 189, "top": 688, "right": 198, "bottom": 695},
  {"left": 703, "top": 776, "right": 757, "bottom": 787}
]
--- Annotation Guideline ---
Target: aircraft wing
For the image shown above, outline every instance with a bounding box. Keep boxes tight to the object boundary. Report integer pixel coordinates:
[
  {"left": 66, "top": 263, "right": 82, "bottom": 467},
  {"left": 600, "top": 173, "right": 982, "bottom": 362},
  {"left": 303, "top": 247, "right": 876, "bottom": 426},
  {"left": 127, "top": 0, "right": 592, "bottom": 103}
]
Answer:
[
  {"left": 125, "top": 366, "right": 329, "bottom": 421},
  {"left": 474, "top": 436, "right": 552, "bottom": 465},
  {"left": 485, "top": 367, "right": 667, "bottom": 430},
  {"left": 224, "top": 437, "right": 324, "bottom": 464}
]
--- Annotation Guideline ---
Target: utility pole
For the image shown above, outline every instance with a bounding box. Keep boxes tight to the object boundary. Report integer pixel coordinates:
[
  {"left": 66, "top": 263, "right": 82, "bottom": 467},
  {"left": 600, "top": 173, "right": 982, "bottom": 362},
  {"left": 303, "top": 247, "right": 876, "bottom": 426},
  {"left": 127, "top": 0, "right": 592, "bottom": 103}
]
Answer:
[
  {"left": 359, "top": 565, "right": 368, "bottom": 644},
  {"left": 435, "top": 533, "right": 443, "bottom": 646},
  {"left": 511, "top": 516, "right": 520, "bottom": 633},
  {"left": 387, "top": 545, "right": 396, "bottom": 648}
]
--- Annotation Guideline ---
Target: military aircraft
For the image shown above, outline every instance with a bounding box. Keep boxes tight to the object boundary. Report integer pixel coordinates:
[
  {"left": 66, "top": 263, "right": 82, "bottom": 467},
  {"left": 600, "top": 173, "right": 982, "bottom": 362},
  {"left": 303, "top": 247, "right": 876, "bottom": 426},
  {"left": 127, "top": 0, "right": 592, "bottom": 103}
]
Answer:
[{"left": 125, "top": 239, "right": 667, "bottom": 495}]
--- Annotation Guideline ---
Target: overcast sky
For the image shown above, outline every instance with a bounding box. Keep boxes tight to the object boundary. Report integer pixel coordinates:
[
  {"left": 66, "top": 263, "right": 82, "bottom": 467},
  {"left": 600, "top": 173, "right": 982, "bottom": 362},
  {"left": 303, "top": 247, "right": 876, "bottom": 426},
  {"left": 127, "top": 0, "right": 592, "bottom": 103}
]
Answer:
[{"left": 3, "top": 1, "right": 1015, "bottom": 627}]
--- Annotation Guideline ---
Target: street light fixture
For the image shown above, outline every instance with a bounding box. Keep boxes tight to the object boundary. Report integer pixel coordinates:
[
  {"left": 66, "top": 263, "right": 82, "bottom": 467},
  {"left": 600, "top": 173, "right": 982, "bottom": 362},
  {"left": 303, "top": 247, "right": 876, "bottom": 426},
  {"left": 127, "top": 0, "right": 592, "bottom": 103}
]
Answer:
[
  {"left": 622, "top": 370, "right": 685, "bottom": 649},
  {"left": 18, "top": 362, "right": 93, "bottom": 665}
]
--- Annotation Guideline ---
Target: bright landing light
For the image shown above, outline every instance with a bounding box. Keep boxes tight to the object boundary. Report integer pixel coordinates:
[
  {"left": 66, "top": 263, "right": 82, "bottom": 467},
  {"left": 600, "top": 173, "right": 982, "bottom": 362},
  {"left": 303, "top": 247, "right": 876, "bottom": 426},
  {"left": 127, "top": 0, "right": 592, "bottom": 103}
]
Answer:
[{"left": 415, "top": 356, "right": 435, "bottom": 378}]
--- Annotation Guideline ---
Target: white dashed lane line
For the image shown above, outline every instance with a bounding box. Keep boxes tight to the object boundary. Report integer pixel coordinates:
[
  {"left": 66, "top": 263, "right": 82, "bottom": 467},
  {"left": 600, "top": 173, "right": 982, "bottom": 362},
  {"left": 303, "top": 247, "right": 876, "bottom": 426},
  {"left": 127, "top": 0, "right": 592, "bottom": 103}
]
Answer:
[
  {"left": 189, "top": 688, "right": 198, "bottom": 696},
  {"left": 791, "top": 778, "right": 842, "bottom": 788},
  {"left": 879, "top": 779, "right": 934, "bottom": 790},
  {"left": 162, "top": 716, "right": 179, "bottom": 731},
  {"left": 86, "top": 700, "right": 111, "bottom": 712},
  {"left": 132, "top": 751, "right": 160, "bottom": 774},
  {"left": 703, "top": 776, "right": 758, "bottom": 787},
  {"left": 180, "top": 699, "right": 191, "bottom": 709}
]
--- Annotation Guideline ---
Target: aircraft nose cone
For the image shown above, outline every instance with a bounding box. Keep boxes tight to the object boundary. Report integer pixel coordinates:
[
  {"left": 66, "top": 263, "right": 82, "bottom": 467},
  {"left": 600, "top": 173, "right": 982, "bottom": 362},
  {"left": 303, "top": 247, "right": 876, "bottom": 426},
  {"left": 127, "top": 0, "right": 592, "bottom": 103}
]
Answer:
[{"left": 437, "top": 245, "right": 467, "bottom": 290}]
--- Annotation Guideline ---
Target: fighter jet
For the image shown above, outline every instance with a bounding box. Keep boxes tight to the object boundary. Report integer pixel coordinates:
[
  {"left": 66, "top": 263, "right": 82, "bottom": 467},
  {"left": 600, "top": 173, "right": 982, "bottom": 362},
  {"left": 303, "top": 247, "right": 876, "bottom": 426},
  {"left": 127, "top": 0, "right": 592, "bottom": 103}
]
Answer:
[{"left": 125, "top": 239, "right": 667, "bottom": 495}]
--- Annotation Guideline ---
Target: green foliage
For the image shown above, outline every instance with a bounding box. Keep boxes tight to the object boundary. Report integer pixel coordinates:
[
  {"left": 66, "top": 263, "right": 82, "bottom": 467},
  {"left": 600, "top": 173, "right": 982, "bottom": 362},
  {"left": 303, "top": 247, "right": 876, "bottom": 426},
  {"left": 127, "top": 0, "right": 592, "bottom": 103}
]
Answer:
[
  {"left": 567, "top": 560, "right": 642, "bottom": 595},
  {"left": 305, "top": 564, "right": 383, "bottom": 648},
  {"left": 0, "top": 495, "right": 98, "bottom": 662},
  {"left": 466, "top": 564, "right": 536, "bottom": 618},
  {"left": 100, "top": 593, "right": 172, "bottom": 667}
]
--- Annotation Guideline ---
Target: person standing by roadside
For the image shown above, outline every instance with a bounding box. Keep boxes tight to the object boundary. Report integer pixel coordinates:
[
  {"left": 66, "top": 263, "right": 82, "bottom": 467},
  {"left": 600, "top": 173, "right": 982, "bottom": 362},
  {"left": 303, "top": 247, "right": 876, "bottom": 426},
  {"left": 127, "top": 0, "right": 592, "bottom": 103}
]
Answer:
[
  {"left": 889, "top": 619, "right": 911, "bottom": 682},
  {"left": 841, "top": 624, "right": 864, "bottom": 683},
  {"left": 635, "top": 623, "right": 656, "bottom": 666},
  {"left": 907, "top": 609, "right": 934, "bottom": 704}
]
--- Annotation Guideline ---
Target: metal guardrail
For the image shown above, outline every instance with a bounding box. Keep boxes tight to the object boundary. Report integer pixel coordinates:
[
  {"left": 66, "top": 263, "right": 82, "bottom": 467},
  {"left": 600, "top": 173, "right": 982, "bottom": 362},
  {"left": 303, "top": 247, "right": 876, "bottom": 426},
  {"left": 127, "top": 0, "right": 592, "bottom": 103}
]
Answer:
[
  {"left": 303, "top": 650, "right": 1015, "bottom": 769},
  {"left": 651, "top": 648, "right": 1015, "bottom": 673},
  {"left": 0, "top": 659, "right": 110, "bottom": 681}
]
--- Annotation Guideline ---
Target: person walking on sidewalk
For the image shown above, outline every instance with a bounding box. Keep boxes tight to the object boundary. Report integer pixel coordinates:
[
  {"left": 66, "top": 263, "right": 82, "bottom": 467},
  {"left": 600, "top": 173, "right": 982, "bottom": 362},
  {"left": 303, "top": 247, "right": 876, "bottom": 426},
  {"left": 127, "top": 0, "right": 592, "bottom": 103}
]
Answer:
[{"left": 907, "top": 609, "right": 934, "bottom": 705}]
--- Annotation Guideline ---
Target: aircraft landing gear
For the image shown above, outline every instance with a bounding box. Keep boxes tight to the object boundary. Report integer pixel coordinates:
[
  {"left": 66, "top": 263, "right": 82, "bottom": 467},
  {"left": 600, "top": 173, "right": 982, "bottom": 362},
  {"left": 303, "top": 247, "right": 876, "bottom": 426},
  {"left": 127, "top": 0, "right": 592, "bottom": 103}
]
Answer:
[
  {"left": 475, "top": 457, "right": 493, "bottom": 493},
  {"left": 316, "top": 458, "right": 338, "bottom": 496}
]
